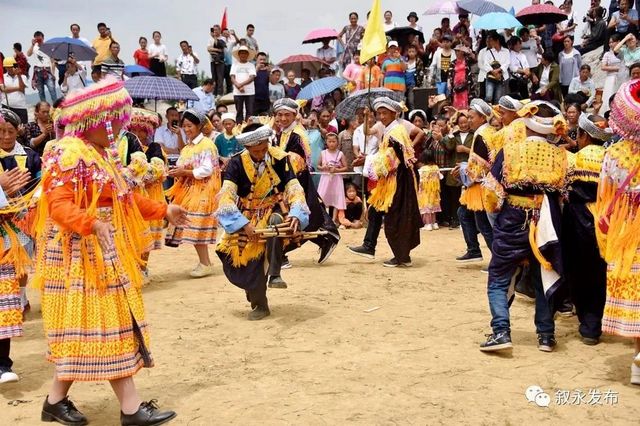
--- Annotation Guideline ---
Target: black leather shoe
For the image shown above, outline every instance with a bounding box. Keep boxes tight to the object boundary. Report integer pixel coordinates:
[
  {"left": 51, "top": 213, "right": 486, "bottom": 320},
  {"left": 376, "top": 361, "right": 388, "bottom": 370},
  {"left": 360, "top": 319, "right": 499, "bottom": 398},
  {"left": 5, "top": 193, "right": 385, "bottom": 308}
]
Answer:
[
  {"left": 248, "top": 304, "right": 271, "bottom": 321},
  {"left": 121, "top": 400, "right": 176, "bottom": 426},
  {"left": 41, "top": 396, "right": 88, "bottom": 425}
]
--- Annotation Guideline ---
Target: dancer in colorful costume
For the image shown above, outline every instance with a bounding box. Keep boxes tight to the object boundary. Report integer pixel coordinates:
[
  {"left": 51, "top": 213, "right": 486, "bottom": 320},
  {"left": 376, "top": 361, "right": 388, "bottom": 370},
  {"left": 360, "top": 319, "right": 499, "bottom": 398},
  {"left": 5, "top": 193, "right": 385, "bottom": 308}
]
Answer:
[
  {"left": 480, "top": 101, "right": 568, "bottom": 353},
  {"left": 216, "top": 124, "right": 309, "bottom": 320},
  {"left": 33, "top": 78, "right": 187, "bottom": 425},
  {"left": 348, "top": 97, "right": 422, "bottom": 267},
  {"left": 563, "top": 113, "right": 611, "bottom": 346},
  {"left": 128, "top": 108, "right": 167, "bottom": 259},
  {"left": 0, "top": 108, "right": 40, "bottom": 384},
  {"left": 166, "top": 109, "right": 220, "bottom": 278},
  {"left": 270, "top": 98, "right": 339, "bottom": 287},
  {"left": 594, "top": 79, "right": 640, "bottom": 385}
]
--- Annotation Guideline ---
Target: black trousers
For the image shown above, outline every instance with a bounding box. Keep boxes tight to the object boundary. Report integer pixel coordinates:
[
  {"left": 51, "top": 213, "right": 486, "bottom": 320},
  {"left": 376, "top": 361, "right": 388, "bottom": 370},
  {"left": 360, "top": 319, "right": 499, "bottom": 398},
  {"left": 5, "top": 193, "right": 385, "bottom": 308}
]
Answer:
[
  {"left": 224, "top": 64, "right": 232, "bottom": 94},
  {"left": 0, "top": 338, "right": 11, "bottom": 369},
  {"left": 244, "top": 212, "right": 285, "bottom": 309},
  {"left": 210, "top": 62, "right": 225, "bottom": 95},
  {"left": 444, "top": 185, "right": 462, "bottom": 225},
  {"left": 181, "top": 74, "right": 198, "bottom": 89},
  {"left": 234, "top": 95, "right": 255, "bottom": 123},
  {"left": 562, "top": 202, "right": 607, "bottom": 338},
  {"left": 363, "top": 206, "right": 384, "bottom": 251}
]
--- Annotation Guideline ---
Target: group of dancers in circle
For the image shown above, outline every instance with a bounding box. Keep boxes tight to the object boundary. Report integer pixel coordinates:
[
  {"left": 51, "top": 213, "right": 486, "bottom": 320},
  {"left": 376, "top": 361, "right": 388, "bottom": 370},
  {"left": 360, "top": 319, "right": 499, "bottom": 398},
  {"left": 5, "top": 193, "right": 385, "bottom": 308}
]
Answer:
[{"left": 1, "top": 73, "right": 640, "bottom": 425}]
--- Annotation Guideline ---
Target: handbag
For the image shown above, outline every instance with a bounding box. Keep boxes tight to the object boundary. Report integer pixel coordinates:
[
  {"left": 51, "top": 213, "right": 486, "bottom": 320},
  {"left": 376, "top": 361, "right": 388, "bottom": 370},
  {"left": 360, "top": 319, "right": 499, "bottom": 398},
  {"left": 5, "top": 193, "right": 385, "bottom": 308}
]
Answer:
[
  {"left": 486, "top": 50, "right": 503, "bottom": 82},
  {"left": 453, "top": 83, "right": 468, "bottom": 93}
]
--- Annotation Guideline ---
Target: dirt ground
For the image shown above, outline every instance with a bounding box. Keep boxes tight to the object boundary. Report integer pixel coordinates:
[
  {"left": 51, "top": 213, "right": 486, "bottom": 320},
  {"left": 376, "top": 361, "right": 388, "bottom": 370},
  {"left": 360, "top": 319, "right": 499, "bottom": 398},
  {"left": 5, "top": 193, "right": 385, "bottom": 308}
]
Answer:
[{"left": 1, "top": 228, "right": 639, "bottom": 425}]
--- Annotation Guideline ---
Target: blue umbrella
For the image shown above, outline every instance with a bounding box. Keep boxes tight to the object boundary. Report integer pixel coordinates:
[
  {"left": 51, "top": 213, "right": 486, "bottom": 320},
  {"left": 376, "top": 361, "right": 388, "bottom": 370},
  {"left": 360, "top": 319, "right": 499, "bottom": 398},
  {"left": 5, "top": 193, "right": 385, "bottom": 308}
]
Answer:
[
  {"left": 40, "top": 37, "right": 97, "bottom": 61},
  {"left": 474, "top": 12, "right": 522, "bottom": 31},
  {"left": 124, "top": 64, "right": 154, "bottom": 77},
  {"left": 458, "top": 0, "right": 506, "bottom": 16},
  {"left": 297, "top": 76, "right": 347, "bottom": 101},
  {"left": 124, "top": 76, "right": 199, "bottom": 102}
]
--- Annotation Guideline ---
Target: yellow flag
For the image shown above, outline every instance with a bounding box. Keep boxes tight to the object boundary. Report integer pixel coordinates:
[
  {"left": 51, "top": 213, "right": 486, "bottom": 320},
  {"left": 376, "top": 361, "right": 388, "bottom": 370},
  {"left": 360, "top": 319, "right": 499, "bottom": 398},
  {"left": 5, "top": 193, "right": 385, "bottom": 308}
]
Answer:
[{"left": 359, "top": 0, "right": 387, "bottom": 64}]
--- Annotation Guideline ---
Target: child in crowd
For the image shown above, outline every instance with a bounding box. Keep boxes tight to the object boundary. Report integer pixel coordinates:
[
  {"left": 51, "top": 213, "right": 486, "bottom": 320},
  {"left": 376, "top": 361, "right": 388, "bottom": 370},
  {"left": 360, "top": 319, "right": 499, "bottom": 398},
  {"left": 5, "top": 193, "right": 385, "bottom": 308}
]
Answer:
[
  {"left": 338, "top": 182, "right": 364, "bottom": 229},
  {"left": 417, "top": 150, "right": 442, "bottom": 231},
  {"left": 317, "top": 132, "right": 348, "bottom": 222},
  {"left": 214, "top": 112, "right": 241, "bottom": 169}
]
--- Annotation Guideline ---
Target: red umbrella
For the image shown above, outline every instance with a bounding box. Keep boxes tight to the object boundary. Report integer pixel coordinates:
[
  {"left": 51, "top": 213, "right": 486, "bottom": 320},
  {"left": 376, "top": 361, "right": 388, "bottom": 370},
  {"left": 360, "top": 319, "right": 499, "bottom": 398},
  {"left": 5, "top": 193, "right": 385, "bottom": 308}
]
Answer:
[
  {"left": 277, "top": 54, "right": 328, "bottom": 77},
  {"left": 302, "top": 28, "right": 339, "bottom": 44},
  {"left": 516, "top": 4, "right": 567, "bottom": 26}
]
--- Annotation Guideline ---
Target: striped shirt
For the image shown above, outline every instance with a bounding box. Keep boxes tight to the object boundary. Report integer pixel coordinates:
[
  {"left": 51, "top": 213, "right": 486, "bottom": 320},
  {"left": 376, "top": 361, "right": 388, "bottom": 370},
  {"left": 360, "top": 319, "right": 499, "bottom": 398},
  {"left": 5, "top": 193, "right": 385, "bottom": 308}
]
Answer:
[
  {"left": 101, "top": 56, "right": 125, "bottom": 80},
  {"left": 381, "top": 58, "right": 406, "bottom": 92}
]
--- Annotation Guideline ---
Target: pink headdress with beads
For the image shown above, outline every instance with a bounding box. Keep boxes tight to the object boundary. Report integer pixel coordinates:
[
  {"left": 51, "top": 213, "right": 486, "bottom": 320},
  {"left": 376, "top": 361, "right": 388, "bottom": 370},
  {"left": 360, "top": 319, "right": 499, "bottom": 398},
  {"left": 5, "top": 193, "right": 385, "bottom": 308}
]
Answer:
[
  {"left": 610, "top": 79, "right": 640, "bottom": 143},
  {"left": 57, "top": 77, "right": 133, "bottom": 137}
]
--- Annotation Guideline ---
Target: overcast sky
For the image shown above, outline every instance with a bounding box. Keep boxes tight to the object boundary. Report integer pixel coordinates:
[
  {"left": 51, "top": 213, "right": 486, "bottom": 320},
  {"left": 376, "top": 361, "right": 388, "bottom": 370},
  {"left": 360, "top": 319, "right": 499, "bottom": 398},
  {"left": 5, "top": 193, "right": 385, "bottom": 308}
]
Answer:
[{"left": 1, "top": 0, "right": 588, "bottom": 68}]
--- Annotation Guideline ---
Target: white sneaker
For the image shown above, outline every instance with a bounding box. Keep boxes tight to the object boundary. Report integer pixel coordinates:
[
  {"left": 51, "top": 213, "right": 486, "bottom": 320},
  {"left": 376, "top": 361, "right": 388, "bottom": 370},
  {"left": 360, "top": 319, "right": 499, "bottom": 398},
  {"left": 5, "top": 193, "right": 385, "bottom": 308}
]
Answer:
[
  {"left": 0, "top": 369, "right": 19, "bottom": 383},
  {"left": 433, "top": 223, "right": 439, "bottom": 230},
  {"left": 422, "top": 224, "right": 433, "bottom": 231},
  {"left": 190, "top": 263, "right": 214, "bottom": 278},
  {"left": 632, "top": 363, "right": 640, "bottom": 385}
]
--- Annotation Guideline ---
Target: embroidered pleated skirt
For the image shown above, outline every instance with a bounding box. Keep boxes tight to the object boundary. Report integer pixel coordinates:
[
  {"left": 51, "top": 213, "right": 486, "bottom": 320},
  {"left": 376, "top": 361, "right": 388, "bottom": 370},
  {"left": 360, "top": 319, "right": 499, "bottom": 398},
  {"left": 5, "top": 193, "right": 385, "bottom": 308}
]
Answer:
[
  {"left": 145, "top": 181, "right": 167, "bottom": 251},
  {"left": 165, "top": 176, "right": 219, "bottom": 246},
  {"left": 602, "top": 249, "right": 640, "bottom": 338},
  {"left": 37, "top": 211, "right": 153, "bottom": 382}
]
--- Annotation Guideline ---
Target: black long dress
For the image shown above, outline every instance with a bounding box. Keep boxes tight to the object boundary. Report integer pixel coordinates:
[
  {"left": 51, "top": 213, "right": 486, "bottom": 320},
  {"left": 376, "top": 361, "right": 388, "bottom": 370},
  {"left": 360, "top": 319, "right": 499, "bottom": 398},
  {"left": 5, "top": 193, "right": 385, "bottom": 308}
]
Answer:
[
  {"left": 277, "top": 131, "right": 340, "bottom": 251},
  {"left": 383, "top": 138, "right": 421, "bottom": 263},
  {"left": 562, "top": 180, "right": 607, "bottom": 338}
]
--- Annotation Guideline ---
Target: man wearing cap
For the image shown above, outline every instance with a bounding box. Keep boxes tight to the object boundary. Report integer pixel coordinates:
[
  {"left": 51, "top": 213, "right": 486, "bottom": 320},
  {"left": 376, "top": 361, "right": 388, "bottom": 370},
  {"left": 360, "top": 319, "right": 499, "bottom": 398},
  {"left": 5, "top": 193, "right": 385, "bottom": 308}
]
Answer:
[
  {"left": 0, "top": 57, "right": 29, "bottom": 126},
  {"left": 215, "top": 123, "right": 310, "bottom": 320},
  {"left": 272, "top": 98, "right": 340, "bottom": 277},
  {"left": 348, "top": 97, "right": 422, "bottom": 267},
  {"left": 215, "top": 112, "right": 241, "bottom": 167},
  {"left": 455, "top": 99, "right": 496, "bottom": 263},
  {"left": 231, "top": 46, "right": 257, "bottom": 122},
  {"left": 480, "top": 100, "right": 567, "bottom": 353},
  {"left": 381, "top": 41, "right": 407, "bottom": 95}
]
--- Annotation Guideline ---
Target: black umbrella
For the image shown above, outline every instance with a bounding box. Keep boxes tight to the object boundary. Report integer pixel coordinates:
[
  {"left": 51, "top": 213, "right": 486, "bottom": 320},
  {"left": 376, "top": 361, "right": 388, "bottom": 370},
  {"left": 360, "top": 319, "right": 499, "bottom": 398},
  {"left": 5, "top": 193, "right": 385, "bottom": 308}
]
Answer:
[{"left": 385, "top": 26, "right": 426, "bottom": 49}]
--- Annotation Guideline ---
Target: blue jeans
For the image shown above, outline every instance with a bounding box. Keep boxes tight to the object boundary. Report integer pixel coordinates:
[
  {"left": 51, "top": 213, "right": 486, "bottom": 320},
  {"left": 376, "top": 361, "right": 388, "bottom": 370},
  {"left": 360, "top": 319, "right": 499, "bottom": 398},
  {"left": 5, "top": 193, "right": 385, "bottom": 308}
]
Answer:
[
  {"left": 487, "top": 258, "right": 555, "bottom": 336},
  {"left": 34, "top": 68, "right": 58, "bottom": 102},
  {"left": 484, "top": 79, "right": 504, "bottom": 105},
  {"left": 458, "top": 205, "right": 493, "bottom": 256}
]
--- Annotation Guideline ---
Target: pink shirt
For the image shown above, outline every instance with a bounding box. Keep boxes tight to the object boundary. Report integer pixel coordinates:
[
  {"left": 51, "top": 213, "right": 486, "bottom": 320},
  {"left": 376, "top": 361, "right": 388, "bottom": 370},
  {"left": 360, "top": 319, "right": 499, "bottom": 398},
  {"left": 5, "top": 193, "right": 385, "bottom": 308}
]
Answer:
[{"left": 343, "top": 63, "right": 363, "bottom": 87}]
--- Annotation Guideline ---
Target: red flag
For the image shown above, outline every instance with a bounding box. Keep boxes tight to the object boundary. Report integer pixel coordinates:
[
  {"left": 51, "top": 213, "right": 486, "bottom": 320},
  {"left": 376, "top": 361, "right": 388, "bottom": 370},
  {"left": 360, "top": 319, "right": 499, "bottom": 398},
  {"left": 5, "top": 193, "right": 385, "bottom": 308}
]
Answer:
[
  {"left": 221, "top": 7, "right": 228, "bottom": 30},
  {"left": 0, "top": 60, "right": 4, "bottom": 86}
]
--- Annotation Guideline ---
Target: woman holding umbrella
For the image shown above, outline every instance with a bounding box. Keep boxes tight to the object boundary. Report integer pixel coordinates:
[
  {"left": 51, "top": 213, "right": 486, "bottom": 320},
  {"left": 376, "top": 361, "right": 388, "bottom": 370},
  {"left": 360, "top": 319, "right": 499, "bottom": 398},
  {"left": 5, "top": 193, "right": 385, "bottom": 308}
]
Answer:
[{"left": 338, "top": 12, "right": 365, "bottom": 69}]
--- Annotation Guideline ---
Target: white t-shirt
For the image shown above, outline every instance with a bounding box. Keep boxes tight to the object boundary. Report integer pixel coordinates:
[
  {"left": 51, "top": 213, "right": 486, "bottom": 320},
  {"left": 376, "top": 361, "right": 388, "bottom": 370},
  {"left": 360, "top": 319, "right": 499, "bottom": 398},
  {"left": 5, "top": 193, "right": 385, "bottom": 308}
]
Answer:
[
  {"left": 230, "top": 61, "right": 256, "bottom": 96},
  {"left": 268, "top": 82, "right": 285, "bottom": 102},
  {"left": 352, "top": 123, "right": 380, "bottom": 175},
  {"left": 520, "top": 39, "right": 540, "bottom": 68},
  {"left": 148, "top": 43, "right": 168, "bottom": 62},
  {"left": 62, "top": 70, "right": 87, "bottom": 95},
  {"left": 30, "top": 44, "right": 52, "bottom": 68},
  {"left": 383, "top": 22, "right": 397, "bottom": 32},
  {"left": 176, "top": 52, "right": 200, "bottom": 75},
  {"left": 316, "top": 46, "right": 337, "bottom": 64},
  {"left": 154, "top": 125, "right": 187, "bottom": 160},
  {"left": 2, "top": 74, "right": 28, "bottom": 109}
]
